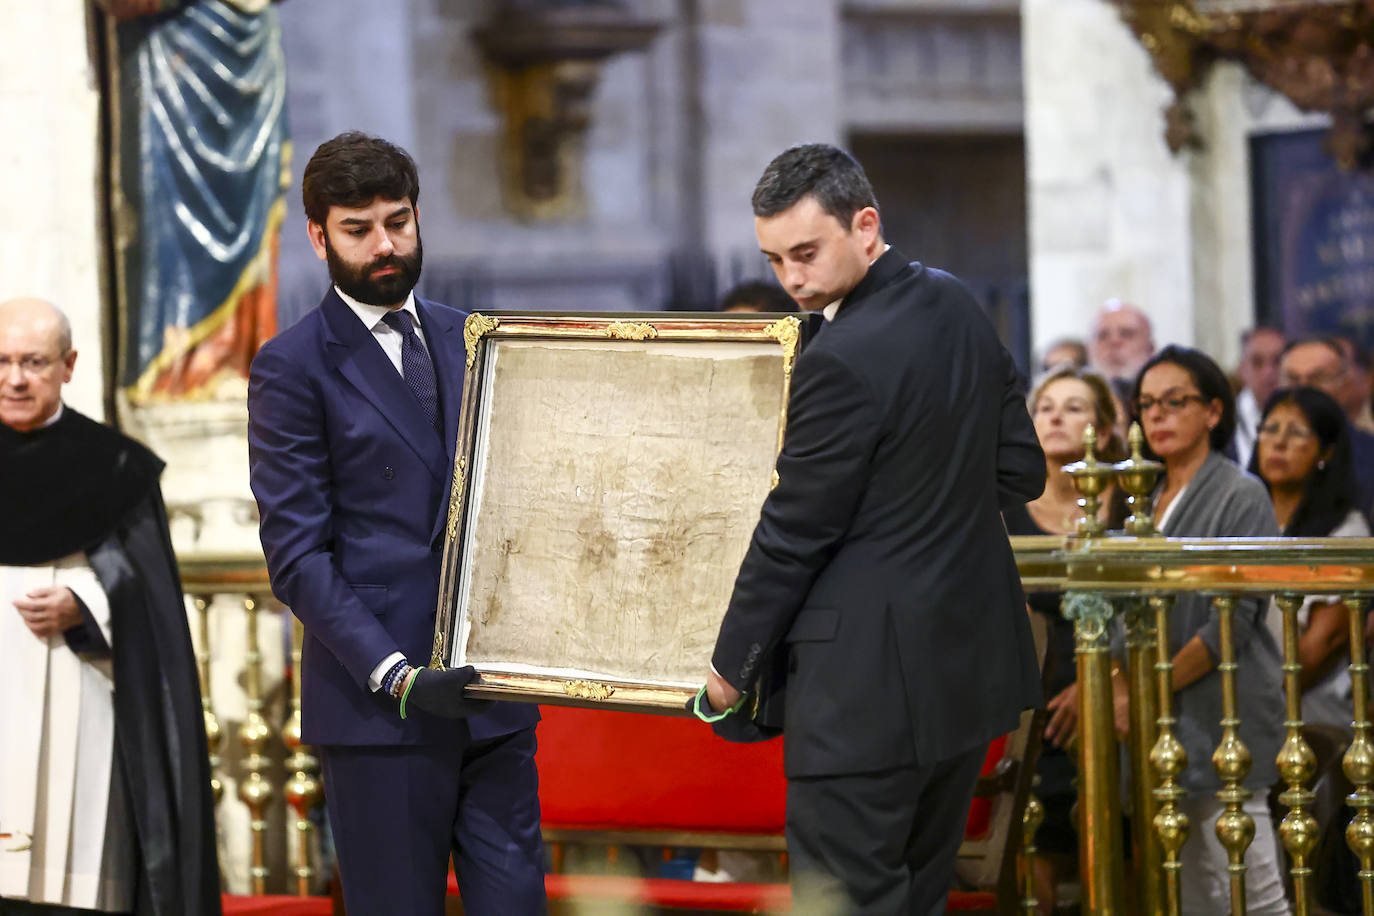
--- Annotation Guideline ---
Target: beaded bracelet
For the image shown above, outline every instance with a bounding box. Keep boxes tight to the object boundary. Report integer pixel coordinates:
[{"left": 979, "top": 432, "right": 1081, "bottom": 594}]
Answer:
[{"left": 382, "top": 660, "right": 413, "bottom": 699}]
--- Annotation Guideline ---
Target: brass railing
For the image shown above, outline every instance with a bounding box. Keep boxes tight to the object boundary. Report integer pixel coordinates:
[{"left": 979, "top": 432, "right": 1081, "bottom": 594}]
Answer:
[
  {"left": 1010, "top": 424, "right": 1374, "bottom": 915},
  {"left": 179, "top": 556, "right": 322, "bottom": 897},
  {"left": 176, "top": 424, "right": 1374, "bottom": 912}
]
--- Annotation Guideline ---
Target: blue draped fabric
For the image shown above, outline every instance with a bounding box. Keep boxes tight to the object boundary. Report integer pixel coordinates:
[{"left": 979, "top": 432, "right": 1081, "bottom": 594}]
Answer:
[{"left": 121, "top": 0, "right": 288, "bottom": 398}]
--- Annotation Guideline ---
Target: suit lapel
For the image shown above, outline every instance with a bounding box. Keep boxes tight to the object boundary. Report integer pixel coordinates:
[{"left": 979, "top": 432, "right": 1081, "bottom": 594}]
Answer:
[
  {"left": 418, "top": 299, "right": 469, "bottom": 546},
  {"left": 320, "top": 289, "right": 447, "bottom": 482}
]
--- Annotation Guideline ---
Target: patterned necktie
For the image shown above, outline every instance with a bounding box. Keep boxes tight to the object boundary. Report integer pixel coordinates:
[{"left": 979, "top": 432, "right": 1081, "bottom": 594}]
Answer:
[{"left": 380, "top": 309, "right": 440, "bottom": 433}]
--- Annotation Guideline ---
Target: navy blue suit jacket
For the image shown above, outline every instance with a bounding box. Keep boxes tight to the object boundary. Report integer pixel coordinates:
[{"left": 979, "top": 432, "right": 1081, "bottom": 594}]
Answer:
[{"left": 248, "top": 288, "right": 538, "bottom": 746}]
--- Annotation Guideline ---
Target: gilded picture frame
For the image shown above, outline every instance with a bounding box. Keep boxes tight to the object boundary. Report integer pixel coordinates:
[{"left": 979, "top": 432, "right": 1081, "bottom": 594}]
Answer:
[{"left": 431, "top": 312, "right": 802, "bottom": 713}]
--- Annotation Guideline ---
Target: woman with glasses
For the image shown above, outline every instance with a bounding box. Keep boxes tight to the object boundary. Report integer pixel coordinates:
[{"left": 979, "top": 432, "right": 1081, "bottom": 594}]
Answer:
[
  {"left": 1250, "top": 386, "right": 1367, "bottom": 729},
  {"left": 1132, "top": 345, "right": 1288, "bottom": 915},
  {"left": 1005, "top": 365, "right": 1127, "bottom": 913}
]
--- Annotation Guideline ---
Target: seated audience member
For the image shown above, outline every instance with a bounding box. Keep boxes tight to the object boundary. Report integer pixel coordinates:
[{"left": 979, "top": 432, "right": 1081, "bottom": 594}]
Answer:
[
  {"left": 1281, "top": 337, "right": 1374, "bottom": 520},
  {"left": 1037, "top": 338, "right": 1088, "bottom": 374},
  {"left": 1089, "top": 299, "right": 1155, "bottom": 401},
  {"left": 718, "top": 280, "right": 798, "bottom": 314},
  {"left": 1231, "top": 326, "right": 1285, "bottom": 468},
  {"left": 1004, "top": 365, "right": 1126, "bottom": 913},
  {"left": 1251, "top": 386, "right": 1367, "bottom": 730},
  {"left": 1133, "top": 345, "right": 1287, "bottom": 916},
  {"left": 1334, "top": 335, "right": 1374, "bottom": 436}
]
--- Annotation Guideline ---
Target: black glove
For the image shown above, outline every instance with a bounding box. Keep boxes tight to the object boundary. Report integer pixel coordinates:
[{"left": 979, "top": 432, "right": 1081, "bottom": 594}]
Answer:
[
  {"left": 402, "top": 665, "right": 493, "bottom": 720},
  {"left": 684, "top": 691, "right": 780, "bottom": 744}
]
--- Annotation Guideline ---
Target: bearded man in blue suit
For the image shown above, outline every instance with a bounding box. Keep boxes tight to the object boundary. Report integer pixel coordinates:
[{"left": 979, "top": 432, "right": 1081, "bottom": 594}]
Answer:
[{"left": 248, "top": 132, "right": 544, "bottom": 915}]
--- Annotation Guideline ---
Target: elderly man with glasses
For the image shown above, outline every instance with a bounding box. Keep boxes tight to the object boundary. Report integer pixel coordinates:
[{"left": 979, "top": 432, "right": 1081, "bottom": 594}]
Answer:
[{"left": 0, "top": 297, "right": 218, "bottom": 915}]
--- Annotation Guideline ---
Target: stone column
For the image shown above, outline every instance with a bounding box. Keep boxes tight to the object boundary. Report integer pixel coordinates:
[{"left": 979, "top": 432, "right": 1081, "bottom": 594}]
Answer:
[
  {"left": 0, "top": 4, "right": 106, "bottom": 419},
  {"left": 1022, "top": 0, "right": 1193, "bottom": 358}
]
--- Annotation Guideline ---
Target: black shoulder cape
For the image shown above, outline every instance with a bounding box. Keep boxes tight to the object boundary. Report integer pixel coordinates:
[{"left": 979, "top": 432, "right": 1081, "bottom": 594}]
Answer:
[
  {"left": 1, "top": 409, "right": 221, "bottom": 916},
  {"left": 0, "top": 408, "right": 162, "bottom": 566}
]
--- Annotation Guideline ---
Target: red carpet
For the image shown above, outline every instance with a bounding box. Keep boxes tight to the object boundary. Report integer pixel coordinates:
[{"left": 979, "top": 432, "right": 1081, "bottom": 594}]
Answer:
[{"left": 221, "top": 895, "right": 332, "bottom": 916}]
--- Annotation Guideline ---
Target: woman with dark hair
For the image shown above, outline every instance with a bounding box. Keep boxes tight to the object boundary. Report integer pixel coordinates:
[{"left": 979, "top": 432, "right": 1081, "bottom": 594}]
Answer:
[
  {"left": 1250, "top": 386, "right": 1368, "bottom": 728},
  {"left": 1132, "top": 345, "right": 1288, "bottom": 916}
]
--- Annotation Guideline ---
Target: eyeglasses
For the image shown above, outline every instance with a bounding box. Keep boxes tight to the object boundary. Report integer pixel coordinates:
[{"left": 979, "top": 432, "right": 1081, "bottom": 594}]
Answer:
[
  {"left": 1257, "top": 422, "right": 1316, "bottom": 442},
  {"left": 0, "top": 354, "right": 63, "bottom": 375},
  {"left": 1134, "top": 393, "right": 1207, "bottom": 413}
]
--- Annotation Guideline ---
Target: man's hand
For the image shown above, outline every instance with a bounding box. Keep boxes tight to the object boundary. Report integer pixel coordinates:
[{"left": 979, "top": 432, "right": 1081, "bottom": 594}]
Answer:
[
  {"left": 13, "top": 587, "right": 82, "bottom": 638},
  {"left": 706, "top": 668, "right": 741, "bottom": 713},
  {"left": 1044, "top": 682, "right": 1079, "bottom": 748},
  {"left": 403, "top": 665, "right": 493, "bottom": 719}
]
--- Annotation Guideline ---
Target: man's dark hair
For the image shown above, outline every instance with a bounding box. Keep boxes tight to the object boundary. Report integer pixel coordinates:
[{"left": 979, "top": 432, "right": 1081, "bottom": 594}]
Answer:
[
  {"left": 1130, "top": 344, "right": 1237, "bottom": 453},
  {"left": 751, "top": 144, "right": 879, "bottom": 227},
  {"left": 719, "top": 281, "right": 797, "bottom": 313},
  {"left": 1281, "top": 334, "right": 1348, "bottom": 367},
  {"left": 302, "top": 131, "right": 420, "bottom": 225},
  {"left": 1248, "top": 386, "right": 1358, "bottom": 537},
  {"left": 1239, "top": 325, "right": 1284, "bottom": 348}
]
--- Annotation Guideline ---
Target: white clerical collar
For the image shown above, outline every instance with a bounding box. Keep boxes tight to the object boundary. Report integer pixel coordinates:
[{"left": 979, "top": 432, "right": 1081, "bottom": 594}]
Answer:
[
  {"left": 39, "top": 403, "right": 63, "bottom": 428},
  {"left": 336, "top": 286, "right": 421, "bottom": 333},
  {"left": 822, "top": 244, "right": 891, "bottom": 322}
]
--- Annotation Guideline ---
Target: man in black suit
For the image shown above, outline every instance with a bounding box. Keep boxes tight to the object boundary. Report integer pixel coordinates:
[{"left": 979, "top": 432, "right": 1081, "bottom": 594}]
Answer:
[{"left": 701, "top": 144, "right": 1047, "bottom": 915}]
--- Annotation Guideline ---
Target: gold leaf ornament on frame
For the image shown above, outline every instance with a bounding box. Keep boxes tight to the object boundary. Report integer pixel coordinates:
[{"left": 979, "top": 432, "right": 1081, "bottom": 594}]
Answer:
[
  {"left": 464, "top": 314, "right": 500, "bottom": 369},
  {"left": 447, "top": 456, "right": 467, "bottom": 542},
  {"left": 605, "top": 321, "right": 658, "bottom": 340},
  {"left": 765, "top": 316, "right": 801, "bottom": 379},
  {"left": 563, "top": 679, "right": 616, "bottom": 700}
]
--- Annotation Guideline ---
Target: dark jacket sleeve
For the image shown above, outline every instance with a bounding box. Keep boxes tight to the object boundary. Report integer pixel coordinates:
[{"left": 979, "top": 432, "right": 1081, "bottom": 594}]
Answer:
[
  {"left": 62, "top": 591, "right": 111, "bottom": 657},
  {"left": 248, "top": 343, "right": 403, "bottom": 687},
  {"left": 710, "top": 349, "right": 880, "bottom": 692},
  {"left": 996, "top": 346, "right": 1047, "bottom": 508}
]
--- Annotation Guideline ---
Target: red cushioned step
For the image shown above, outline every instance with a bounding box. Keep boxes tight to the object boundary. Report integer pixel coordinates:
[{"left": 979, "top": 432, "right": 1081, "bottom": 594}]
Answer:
[
  {"left": 221, "top": 894, "right": 333, "bottom": 916},
  {"left": 545, "top": 874, "right": 793, "bottom": 912},
  {"left": 961, "top": 735, "right": 1009, "bottom": 841},
  {"left": 944, "top": 889, "right": 998, "bottom": 911},
  {"left": 535, "top": 705, "right": 787, "bottom": 834}
]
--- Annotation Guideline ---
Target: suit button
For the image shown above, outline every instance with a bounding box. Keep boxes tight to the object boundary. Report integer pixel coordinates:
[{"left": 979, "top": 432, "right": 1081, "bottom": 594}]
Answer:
[{"left": 382, "top": 467, "right": 395, "bottom": 480}]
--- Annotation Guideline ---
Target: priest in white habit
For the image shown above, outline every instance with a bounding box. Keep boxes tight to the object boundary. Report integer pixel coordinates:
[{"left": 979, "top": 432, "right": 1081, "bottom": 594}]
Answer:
[{"left": 0, "top": 298, "right": 220, "bottom": 915}]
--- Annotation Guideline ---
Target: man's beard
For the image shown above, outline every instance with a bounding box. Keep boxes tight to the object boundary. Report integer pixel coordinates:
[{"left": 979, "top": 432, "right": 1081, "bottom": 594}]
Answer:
[{"left": 325, "top": 234, "right": 424, "bottom": 307}]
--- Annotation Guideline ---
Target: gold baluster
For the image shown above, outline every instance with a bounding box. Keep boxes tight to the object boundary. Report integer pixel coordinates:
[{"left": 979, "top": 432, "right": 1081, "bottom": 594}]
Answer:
[
  {"left": 1211, "top": 595, "right": 1254, "bottom": 916},
  {"left": 193, "top": 594, "right": 223, "bottom": 805},
  {"left": 1343, "top": 595, "right": 1374, "bottom": 913},
  {"left": 1114, "top": 422, "right": 1163, "bottom": 537},
  {"left": 1273, "top": 594, "right": 1319, "bottom": 915},
  {"left": 1020, "top": 791, "right": 1045, "bottom": 915},
  {"left": 238, "top": 594, "right": 275, "bottom": 895},
  {"left": 1124, "top": 599, "right": 1163, "bottom": 915},
  {"left": 282, "top": 616, "right": 321, "bottom": 897},
  {"left": 1063, "top": 591, "right": 1125, "bottom": 914},
  {"left": 1150, "top": 595, "right": 1188, "bottom": 916}
]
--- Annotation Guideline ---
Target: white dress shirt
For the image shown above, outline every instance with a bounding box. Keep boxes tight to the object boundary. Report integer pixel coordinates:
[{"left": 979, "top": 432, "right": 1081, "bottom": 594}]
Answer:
[
  {"left": 335, "top": 287, "right": 423, "bottom": 692},
  {"left": 1233, "top": 387, "right": 1261, "bottom": 469},
  {"left": 336, "top": 287, "right": 429, "bottom": 370}
]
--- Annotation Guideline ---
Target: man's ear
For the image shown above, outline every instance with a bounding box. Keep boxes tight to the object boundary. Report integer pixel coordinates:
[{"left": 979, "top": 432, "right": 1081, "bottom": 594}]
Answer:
[
  {"left": 62, "top": 349, "right": 77, "bottom": 384},
  {"left": 852, "top": 206, "right": 881, "bottom": 246},
  {"left": 307, "top": 220, "right": 328, "bottom": 262}
]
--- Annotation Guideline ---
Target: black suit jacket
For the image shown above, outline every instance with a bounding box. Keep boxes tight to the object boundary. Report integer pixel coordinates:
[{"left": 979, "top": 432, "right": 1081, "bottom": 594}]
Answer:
[{"left": 711, "top": 250, "right": 1047, "bottom": 779}]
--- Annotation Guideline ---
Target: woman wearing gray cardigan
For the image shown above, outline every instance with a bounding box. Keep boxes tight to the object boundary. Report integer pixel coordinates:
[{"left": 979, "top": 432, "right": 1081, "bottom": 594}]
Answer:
[{"left": 1134, "top": 346, "right": 1288, "bottom": 916}]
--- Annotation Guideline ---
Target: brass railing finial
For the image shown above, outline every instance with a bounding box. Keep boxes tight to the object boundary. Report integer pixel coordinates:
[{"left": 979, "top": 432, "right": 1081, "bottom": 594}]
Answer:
[
  {"left": 1064, "top": 424, "right": 1114, "bottom": 539},
  {"left": 1115, "top": 422, "right": 1164, "bottom": 536}
]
